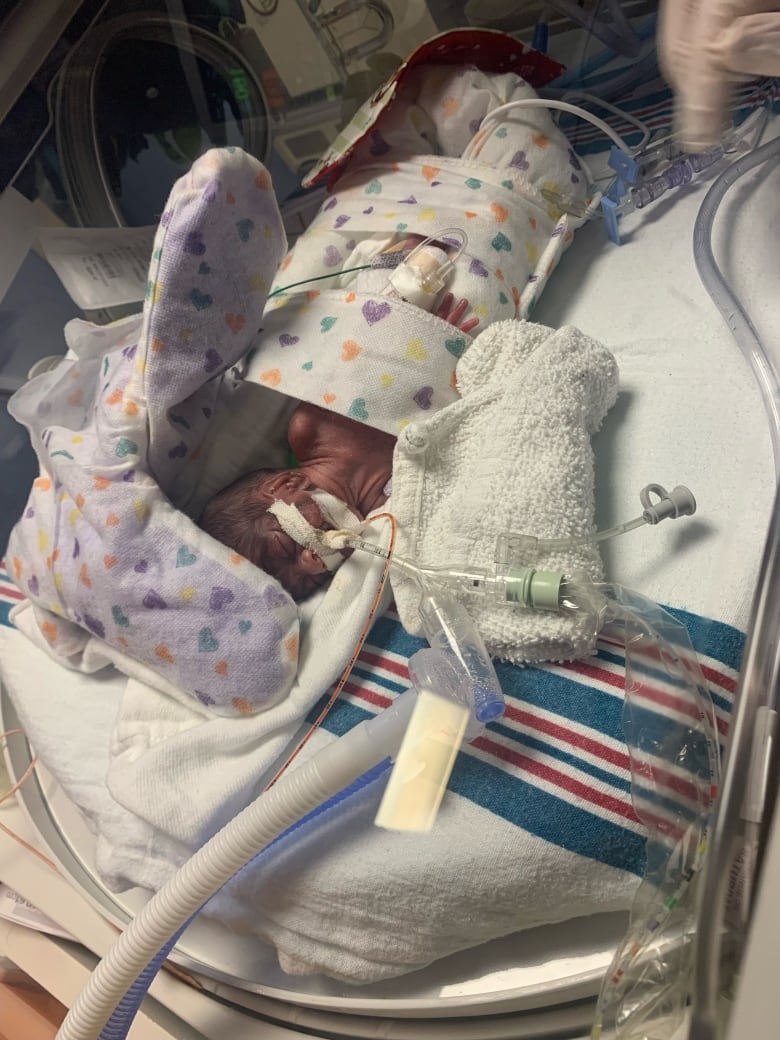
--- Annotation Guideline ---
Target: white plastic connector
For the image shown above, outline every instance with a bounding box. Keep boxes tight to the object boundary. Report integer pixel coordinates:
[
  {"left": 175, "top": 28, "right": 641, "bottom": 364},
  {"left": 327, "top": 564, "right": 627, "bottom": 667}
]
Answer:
[
  {"left": 640, "top": 483, "right": 697, "bottom": 524},
  {"left": 386, "top": 228, "right": 467, "bottom": 310},
  {"left": 503, "top": 565, "right": 564, "bottom": 611}
]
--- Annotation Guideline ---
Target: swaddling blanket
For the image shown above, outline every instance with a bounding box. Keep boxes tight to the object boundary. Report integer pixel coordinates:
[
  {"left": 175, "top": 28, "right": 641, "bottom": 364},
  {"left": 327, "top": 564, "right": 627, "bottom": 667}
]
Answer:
[
  {"left": 390, "top": 320, "right": 619, "bottom": 663},
  {"left": 5, "top": 149, "right": 304, "bottom": 716},
  {"left": 245, "top": 60, "right": 592, "bottom": 435}
]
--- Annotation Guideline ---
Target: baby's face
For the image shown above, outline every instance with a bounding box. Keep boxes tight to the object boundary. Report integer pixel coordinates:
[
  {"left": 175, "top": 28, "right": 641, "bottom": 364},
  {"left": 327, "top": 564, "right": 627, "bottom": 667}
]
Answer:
[{"left": 248, "top": 469, "right": 336, "bottom": 600}]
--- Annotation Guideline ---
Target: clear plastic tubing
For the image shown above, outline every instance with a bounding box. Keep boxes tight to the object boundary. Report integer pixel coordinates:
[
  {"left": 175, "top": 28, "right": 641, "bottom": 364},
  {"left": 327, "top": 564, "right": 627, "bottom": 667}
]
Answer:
[
  {"left": 418, "top": 590, "right": 506, "bottom": 723},
  {"left": 633, "top": 146, "right": 724, "bottom": 208},
  {"left": 688, "top": 133, "right": 780, "bottom": 1040},
  {"left": 688, "top": 484, "right": 780, "bottom": 1040},
  {"left": 692, "top": 134, "right": 780, "bottom": 480}
]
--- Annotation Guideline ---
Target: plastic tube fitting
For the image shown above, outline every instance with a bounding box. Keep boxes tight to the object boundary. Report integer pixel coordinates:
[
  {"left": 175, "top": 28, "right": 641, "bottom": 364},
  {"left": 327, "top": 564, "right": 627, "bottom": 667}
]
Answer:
[{"left": 640, "top": 484, "right": 697, "bottom": 524}]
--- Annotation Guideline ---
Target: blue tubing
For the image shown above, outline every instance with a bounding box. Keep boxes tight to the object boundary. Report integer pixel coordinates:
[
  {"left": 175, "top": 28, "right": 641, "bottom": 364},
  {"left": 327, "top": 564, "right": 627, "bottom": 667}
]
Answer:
[
  {"left": 532, "top": 22, "right": 549, "bottom": 55},
  {"left": 98, "top": 758, "right": 393, "bottom": 1039},
  {"left": 97, "top": 930, "right": 185, "bottom": 1040}
]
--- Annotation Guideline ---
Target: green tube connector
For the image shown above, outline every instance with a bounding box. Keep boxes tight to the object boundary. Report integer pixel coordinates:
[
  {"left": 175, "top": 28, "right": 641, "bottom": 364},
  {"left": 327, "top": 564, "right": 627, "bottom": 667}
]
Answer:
[{"left": 503, "top": 566, "right": 564, "bottom": 611}]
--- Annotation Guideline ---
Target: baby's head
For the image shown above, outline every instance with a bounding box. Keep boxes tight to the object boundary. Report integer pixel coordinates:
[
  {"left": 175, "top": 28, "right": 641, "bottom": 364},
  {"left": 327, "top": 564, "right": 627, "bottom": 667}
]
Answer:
[{"left": 199, "top": 468, "right": 339, "bottom": 601}]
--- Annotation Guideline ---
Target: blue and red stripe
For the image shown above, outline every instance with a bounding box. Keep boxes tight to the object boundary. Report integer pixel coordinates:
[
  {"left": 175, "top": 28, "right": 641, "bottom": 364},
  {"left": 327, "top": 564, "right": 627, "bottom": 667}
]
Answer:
[
  {"left": 0, "top": 558, "right": 742, "bottom": 880},
  {"left": 307, "top": 605, "right": 741, "bottom": 877}
]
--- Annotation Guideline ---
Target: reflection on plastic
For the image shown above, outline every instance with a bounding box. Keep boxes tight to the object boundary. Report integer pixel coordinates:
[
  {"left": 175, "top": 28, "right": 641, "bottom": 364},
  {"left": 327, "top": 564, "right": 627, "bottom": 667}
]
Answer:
[{"left": 572, "top": 583, "right": 721, "bottom": 1040}]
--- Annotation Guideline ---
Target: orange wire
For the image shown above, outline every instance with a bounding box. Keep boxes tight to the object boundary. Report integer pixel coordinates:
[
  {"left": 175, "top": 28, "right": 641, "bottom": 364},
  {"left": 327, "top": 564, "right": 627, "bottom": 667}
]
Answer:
[
  {"left": 264, "top": 511, "right": 397, "bottom": 789},
  {"left": 0, "top": 730, "right": 38, "bottom": 807},
  {"left": 0, "top": 728, "right": 60, "bottom": 872},
  {"left": 0, "top": 729, "right": 213, "bottom": 976}
]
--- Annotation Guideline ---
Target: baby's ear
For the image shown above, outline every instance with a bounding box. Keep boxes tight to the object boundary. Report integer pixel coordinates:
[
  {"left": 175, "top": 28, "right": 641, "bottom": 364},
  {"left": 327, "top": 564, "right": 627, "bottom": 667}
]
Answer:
[{"left": 261, "top": 468, "right": 311, "bottom": 495}]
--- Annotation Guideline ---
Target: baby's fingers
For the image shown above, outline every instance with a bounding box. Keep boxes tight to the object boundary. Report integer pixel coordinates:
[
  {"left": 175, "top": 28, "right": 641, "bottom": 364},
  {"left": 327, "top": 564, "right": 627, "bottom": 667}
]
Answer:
[
  {"left": 448, "top": 297, "right": 469, "bottom": 325},
  {"left": 435, "top": 292, "right": 455, "bottom": 318}
]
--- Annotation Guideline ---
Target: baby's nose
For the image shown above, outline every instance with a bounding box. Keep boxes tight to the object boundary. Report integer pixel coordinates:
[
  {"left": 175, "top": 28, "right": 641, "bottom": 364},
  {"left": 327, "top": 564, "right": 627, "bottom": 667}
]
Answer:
[{"left": 298, "top": 548, "right": 327, "bottom": 574}]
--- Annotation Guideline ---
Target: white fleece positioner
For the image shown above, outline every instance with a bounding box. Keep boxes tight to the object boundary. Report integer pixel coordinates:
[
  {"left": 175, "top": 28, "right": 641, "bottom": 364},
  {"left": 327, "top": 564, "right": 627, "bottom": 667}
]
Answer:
[{"left": 389, "top": 319, "right": 619, "bottom": 663}]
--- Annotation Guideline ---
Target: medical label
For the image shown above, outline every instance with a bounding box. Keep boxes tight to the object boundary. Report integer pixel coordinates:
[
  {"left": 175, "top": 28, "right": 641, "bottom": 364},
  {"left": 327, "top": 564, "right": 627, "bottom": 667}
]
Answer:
[{"left": 38, "top": 225, "right": 157, "bottom": 310}]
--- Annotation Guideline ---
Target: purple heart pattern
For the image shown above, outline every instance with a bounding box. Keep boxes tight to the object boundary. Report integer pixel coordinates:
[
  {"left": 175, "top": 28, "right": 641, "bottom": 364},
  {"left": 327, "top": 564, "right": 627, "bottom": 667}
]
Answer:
[
  {"left": 7, "top": 147, "right": 300, "bottom": 718},
  {"left": 9, "top": 60, "right": 587, "bottom": 714}
]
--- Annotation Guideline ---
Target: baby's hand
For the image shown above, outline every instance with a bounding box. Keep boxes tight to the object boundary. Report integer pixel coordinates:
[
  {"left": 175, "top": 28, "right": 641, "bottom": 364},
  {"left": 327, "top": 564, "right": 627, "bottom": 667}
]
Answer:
[{"left": 435, "top": 293, "right": 480, "bottom": 334}]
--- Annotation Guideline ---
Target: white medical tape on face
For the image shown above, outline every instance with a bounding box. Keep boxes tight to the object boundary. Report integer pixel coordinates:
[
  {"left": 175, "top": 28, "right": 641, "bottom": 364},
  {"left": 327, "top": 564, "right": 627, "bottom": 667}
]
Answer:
[
  {"left": 267, "top": 501, "right": 343, "bottom": 571},
  {"left": 310, "top": 490, "right": 361, "bottom": 530},
  {"left": 267, "top": 492, "right": 362, "bottom": 572}
]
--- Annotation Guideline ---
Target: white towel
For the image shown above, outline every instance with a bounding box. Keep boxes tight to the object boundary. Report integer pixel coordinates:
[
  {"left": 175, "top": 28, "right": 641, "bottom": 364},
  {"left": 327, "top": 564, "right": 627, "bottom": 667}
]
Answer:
[
  {"left": 389, "top": 320, "right": 619, "bottom": 663},
  {"left": 4, "top": 517, "right": 391, "bottom": 870}
]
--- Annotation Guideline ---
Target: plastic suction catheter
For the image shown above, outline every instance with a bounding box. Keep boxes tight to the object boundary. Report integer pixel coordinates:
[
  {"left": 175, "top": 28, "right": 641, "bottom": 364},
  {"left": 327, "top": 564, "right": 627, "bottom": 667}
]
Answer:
[
  {"left": 417, "top": 588, "right": 505, "bottom": 724},
  {"left": 341, "top": 482, "right": 696, "bottom": 611}
]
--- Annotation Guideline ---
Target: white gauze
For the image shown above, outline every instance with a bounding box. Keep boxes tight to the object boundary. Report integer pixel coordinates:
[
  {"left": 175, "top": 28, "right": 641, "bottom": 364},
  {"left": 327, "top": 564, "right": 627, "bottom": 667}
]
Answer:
[{"left": 267, "top": 491, "right": 362, "bottom": 572}]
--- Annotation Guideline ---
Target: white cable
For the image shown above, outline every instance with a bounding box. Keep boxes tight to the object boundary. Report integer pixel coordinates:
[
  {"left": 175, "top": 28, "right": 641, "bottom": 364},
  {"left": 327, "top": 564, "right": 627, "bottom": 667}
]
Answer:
[
  {"left": 479, "top": 97, "right": 635, "bottom": 155},
  {"left": 55, "top": 696, "right": 417, "bottom": 1040},
  {"left": 555, "top": 89, "right": 652, "bottom": 152}
]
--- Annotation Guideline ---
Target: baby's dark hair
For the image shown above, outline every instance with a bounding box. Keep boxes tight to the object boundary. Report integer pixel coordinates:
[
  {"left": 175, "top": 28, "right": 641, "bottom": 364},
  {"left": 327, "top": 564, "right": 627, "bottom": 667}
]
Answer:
[{"left": 199, "top": 468, "right": 279, "bottom": 565}]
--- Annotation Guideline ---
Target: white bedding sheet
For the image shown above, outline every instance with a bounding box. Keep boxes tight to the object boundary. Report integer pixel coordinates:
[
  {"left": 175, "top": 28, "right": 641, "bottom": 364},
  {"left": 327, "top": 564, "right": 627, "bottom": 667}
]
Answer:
[{"left": 531, "top": 125, "right": 778, "bottom": 624}]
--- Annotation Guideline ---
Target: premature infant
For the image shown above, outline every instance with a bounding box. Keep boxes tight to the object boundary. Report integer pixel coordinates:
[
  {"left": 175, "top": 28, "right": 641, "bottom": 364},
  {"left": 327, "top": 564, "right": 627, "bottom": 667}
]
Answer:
[
  {"left": 200, "top": 235, "right": 477, "bottom": 601},
  {"left": 199, "top": 401, "right": 395, "bottom": 601}
]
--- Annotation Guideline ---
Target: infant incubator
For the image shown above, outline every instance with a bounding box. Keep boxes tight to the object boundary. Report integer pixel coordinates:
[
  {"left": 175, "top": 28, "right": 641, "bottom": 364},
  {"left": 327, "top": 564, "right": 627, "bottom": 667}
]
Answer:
[{"left": 0, "top": 2, "right": 779, "bottom": 1039}]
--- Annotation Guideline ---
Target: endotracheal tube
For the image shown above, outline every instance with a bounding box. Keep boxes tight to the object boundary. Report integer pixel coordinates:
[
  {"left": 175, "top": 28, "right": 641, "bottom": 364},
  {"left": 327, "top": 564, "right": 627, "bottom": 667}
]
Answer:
[
  {"left": 331, "top": 483, "right": 698, "bottom": 754},
  {"left": 341, "top": 482, "right": 696, "bottom": 615},
  {"left": 334, "top": 481, "right": 700, "bottom": 786}
]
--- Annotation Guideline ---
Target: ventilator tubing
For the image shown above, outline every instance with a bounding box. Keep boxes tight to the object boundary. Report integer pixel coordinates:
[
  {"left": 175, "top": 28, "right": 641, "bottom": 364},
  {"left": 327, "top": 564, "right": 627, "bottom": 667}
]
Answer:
[{"left": 56, "top": 693, "right": 420, "bottom": 1040}]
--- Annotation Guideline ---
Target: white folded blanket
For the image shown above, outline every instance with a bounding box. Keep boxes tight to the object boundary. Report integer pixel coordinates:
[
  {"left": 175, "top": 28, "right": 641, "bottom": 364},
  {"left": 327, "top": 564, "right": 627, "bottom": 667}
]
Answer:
[{"left": 390, "top": 319, "right": 619, "bottom": 662}]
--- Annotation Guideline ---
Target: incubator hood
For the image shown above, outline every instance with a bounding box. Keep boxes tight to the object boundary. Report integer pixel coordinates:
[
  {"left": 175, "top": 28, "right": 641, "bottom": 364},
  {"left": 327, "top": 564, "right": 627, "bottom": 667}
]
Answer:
[{"left": 1, "top": 2, "right": 779, "bottom": 1039}]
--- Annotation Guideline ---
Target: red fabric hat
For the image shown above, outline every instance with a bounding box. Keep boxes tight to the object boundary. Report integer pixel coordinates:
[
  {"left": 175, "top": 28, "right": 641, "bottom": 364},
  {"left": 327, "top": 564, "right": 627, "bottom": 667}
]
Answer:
[{"left": 302, "top": 28, "right": 564, "bottom": 191}]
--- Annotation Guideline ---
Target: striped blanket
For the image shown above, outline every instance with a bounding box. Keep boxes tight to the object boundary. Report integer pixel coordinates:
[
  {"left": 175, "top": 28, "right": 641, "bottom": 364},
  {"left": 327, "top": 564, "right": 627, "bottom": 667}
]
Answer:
[
  {"left": 181, "top": 591, "right": 739, "bottom": 980},
  {"left": 0, "top": 559, "right": 742, "bottom": 979},
  {"left": 1, "top": 555, "right": 739, "bottom": 836},
  {"left": 307, "top": 607, "right": 738, "bottom": 877},
  {"left": 1, "top": 559, "right": 740, "bottom": 843}
]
